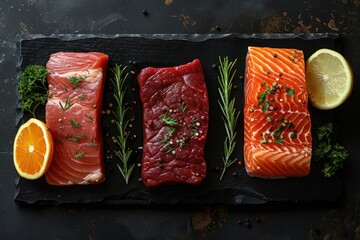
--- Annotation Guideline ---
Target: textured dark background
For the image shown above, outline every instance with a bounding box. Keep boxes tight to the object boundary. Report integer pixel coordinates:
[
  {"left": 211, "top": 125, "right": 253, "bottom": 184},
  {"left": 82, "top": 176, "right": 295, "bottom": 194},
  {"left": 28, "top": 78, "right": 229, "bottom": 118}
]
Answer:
[{"left": 1, "top": 1, "right": 360, "bottom": 239}]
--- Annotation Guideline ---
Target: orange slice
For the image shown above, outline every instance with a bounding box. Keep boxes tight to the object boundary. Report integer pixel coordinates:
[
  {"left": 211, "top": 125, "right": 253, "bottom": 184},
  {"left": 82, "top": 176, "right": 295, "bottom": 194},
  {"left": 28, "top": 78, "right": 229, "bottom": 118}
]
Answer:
[{"left": 13, "top": 118, "right": 54, "bottom": 179}]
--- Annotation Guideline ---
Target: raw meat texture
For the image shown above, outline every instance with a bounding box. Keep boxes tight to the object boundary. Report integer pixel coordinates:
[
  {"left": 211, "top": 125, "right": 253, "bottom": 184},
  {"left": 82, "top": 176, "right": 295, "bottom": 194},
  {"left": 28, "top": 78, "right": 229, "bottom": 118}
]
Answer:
[
  {"left": 244, "top": 47, "right": 312, "bottom": 178},
  {"left": 138, "top": 59, "right": 208, "bottom": 188},
  {"left": 45, "top": 52, "right": 108, "bottom": 185}
]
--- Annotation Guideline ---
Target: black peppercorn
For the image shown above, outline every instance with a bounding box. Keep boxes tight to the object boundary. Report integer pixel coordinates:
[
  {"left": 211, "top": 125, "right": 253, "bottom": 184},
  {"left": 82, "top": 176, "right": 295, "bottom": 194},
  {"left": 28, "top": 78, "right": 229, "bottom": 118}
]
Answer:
[{"left": 142, "top": 10, "right": 148, "bottom": 16}]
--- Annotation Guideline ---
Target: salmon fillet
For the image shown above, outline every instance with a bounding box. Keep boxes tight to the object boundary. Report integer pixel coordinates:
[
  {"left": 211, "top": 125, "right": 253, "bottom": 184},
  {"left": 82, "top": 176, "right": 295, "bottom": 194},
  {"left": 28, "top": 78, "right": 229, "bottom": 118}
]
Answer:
[
  {"left": 244, "top": 47, "right": 312, "bottom": 178},
  {"left": 45, "top": 52, "right": 108, "bottom": 185}
]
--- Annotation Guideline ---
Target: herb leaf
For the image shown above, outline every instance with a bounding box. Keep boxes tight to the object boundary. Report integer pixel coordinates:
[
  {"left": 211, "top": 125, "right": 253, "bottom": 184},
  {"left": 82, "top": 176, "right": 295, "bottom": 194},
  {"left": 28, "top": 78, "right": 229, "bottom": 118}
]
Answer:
[
  {"left": 111, "top": 64, "right": 134, "bottom": 184},
  {"left": 18, "top": 65, "right": 49, "bottom": 118},
  {"left": 68, "top": 76, "right": 85, "bottom": 89},
  {"left": 286, "top": 87, "right": 295, "bottom": 97},
  {"left": 59, "top": 97, "right": 73, "bottom": 111},
  {"left": 69, "top": 119, "right": 81, "bottom": 128},
  {"left": 314, "top": 123, "right": 348, "bottom": 177},
  {"left": 162, "top": 113, "right": 179, "bottom": 126},
  {"left": 74, "top": 150, "right": 86, "bottom": 159},
  {"left": 217, "top": 57, "right": 240, "bottom": 181},
  {"left": 66, "top": 134, "right": 87, "bottom": 142}
]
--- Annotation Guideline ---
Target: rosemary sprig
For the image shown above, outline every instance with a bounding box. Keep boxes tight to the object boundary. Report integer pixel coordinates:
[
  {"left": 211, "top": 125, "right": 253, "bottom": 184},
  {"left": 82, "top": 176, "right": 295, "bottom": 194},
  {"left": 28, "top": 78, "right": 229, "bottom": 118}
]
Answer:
[
  {"left": 111, "top": 64, "right": 134, "bottom": 184},
  {"left": 217, "top": 56, "right": 240, "bottom": 181}
]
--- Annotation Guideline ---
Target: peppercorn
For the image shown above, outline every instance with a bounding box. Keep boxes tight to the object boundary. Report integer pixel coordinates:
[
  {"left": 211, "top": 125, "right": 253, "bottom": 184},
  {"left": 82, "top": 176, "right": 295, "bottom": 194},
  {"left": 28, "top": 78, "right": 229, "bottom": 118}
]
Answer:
[
  {"left": 212, "top": 64, "right": 217, "bottom": 70},
  {"left": 273, "top": 53, "right": 277, "bottom": 58},
  {"left": 142, "top": 10, "right": 148, "bottom": 16},
  {"left": 215, "top": 25, "right": 221, "bottom": 31}
]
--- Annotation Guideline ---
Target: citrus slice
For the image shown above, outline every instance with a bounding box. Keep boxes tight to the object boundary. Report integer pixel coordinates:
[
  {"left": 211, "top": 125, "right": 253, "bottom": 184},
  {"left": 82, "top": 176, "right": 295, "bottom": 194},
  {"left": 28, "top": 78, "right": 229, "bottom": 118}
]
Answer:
[
  {"left": 306, "top": 48, "right": 353, "bottom": 110},
  {"left": 13, "top": 118, "right": 54, "bottom": 180}
]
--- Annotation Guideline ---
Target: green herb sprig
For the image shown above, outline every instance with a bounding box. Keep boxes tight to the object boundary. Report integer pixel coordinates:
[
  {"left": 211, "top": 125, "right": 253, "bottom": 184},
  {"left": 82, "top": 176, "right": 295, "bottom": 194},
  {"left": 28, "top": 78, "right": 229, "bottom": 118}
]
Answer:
[
  {"left": 217, "top": 57, "right": 240, "bottom": 181},
  {"left": 18, "top": 65, "right": 49, "bottom": 118},
  {"left": 111, "top": 64, "right": 134, "bottom": 184},
  {"left": 68, "top": 76, "right": 85, "bottom": 89},
  {"left": 315, "top": 123, "right": 348, "bottom": 177}
]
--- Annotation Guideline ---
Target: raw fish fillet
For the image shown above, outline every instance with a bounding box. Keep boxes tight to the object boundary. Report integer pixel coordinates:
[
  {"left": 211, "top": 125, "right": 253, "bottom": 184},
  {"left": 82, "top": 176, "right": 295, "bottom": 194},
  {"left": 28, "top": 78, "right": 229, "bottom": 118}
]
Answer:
[
  {"left": 45, "top": 52, "right": 108, "bottom": 185},
  {"left": 244, "top": 47, "right": 312, "bottom": 178},
  {"left": 138, "top": 59, "right": 208, "bottom": 187}
]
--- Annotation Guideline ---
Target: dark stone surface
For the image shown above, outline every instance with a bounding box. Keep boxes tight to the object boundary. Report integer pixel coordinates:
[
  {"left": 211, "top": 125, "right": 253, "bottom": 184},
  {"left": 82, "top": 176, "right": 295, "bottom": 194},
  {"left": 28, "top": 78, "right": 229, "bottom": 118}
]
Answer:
[{"left": 1, "top": 0, "right": 360, "bottom": 239}]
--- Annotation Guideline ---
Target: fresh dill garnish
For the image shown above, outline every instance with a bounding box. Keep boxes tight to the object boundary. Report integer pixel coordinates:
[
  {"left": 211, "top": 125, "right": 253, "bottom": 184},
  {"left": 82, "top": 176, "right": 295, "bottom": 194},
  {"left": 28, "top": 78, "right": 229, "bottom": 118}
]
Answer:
[
  {"left": 217, "top": 56, "right": 240, "bottom": 181},
  {"left": 111, "top": 64, "right": 134, "bottom": 184},
  {"left": 69, "top": 119, "right": 81, "bottom": 128},
  {"left": 18, "top": 65, "right": 49, "bottom": 118},
  {"left": 59, "top": 97, "right": 73, "bottom": 111},
  {"left": 68, "top": 76, "right": 85, "bottom": 89},
  {"left": 315, "top": 123, "right": 348, "bottom": 177},
  {"left": 74, "top": 150, "right": 86, "bottom": 159}
]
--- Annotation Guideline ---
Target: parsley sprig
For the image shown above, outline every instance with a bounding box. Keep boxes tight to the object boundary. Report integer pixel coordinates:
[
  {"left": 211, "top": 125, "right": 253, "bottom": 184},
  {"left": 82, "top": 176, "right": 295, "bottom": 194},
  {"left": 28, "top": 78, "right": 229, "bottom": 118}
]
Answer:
[
  {"left": 217, "top": 57, "right": 240, "bottom": 181},
  {"left": 111, "top": 64, "right": 134, "bottom": 184},
  {"left": 18, "top": 65, "right": 49, "bottom": 118},
  {"left": 315, "top": 123, "right": 348, "bottom": 177}
]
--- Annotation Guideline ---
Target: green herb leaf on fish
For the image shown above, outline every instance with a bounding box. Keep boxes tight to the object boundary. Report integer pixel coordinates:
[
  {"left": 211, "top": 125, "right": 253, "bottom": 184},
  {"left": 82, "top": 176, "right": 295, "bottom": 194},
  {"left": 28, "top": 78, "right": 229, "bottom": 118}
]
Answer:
[
  {"left": 74, "top": 150, "right": 86, "bottom": 159},
  {"left": 286, "top": 87, "right": 295, "bottom": 97},
  {"left": 68, "top": 76, "right": 85, "bottom": 89},
  {"left": 69, "top": 119, "right": 81, "bottom": 128}
]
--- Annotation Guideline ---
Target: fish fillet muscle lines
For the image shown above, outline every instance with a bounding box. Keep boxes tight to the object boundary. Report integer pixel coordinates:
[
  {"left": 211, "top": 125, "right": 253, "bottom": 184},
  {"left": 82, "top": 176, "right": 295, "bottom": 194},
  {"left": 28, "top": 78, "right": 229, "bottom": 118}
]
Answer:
[
  {"left": 244, "top": 47, "right": 312, "bottom": 178},
  {"left": 45, "top": 52, "right": 108, "bottom": 185},
  {"left": 138, "top": 59, "right": 209, "bottom": 188}
]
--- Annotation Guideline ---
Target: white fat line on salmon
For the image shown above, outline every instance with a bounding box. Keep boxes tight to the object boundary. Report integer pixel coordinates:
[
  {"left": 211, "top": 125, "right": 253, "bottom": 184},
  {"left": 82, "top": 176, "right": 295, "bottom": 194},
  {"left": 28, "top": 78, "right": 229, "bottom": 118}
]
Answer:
[{"left": 51, "top": 69, "right": 103, "bottom": 83}]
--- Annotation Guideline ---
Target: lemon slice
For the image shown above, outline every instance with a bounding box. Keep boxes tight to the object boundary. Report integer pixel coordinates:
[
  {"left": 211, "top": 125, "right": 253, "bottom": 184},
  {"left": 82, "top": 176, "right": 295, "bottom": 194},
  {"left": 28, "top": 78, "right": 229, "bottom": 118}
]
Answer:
[{"left": 306, "top": 48, "right": 353, "bottom": 110}]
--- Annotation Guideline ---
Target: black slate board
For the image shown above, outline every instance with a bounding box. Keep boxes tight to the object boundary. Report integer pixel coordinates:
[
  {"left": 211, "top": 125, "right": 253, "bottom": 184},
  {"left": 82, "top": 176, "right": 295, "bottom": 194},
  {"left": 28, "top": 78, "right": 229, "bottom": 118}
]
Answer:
[{"left": 15, "top": 34, "right": 342, "bottom": 205}]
